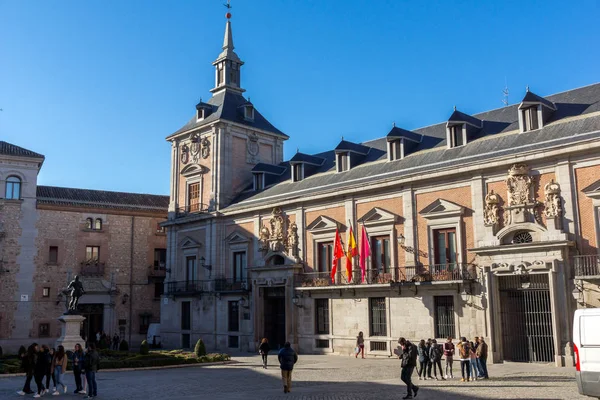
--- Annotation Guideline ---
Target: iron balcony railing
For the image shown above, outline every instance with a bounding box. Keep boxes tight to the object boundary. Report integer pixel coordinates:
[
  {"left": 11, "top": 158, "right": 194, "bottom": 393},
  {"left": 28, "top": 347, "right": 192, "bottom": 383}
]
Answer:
[
  {"left": 80, "top": 261, "right": 105, "bottom": 277},
  {"left": 166, "top": 279, "right": 250, "bottom": 296},
  {"left": 574, "top": 255, "right": 600, "bottom": 278},
  {"left": 148, "top": 264, "right": 167, "bottom": 278},
  {"left": 175, "top": 204, "right": 210, "bottom": 217},
  {"left": 296, "top": 264, "right": 477, "bottom": 288}
]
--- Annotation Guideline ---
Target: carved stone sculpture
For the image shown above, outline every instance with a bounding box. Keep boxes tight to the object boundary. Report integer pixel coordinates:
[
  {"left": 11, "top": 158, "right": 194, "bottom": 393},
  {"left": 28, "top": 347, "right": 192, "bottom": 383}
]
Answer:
[
  {"left": 66, "top": 275, "right": 85, "bottom": 314},
  {"left": 544, "top": 179, "right": 562, "bottom": 218},
  {"left": 505, "top": 164, "right": 532, "bottom": 206},
  {"left": 269, "top": 207, "right": 285, "bottom": 252},
  {"left": 258, "top": 226, "right": 270, "bottom": 253},
  {"left": 483, "top": 190, "right": 500, "bottom": 226},
  {"left": 201, "top": 137, "right": 210, "bottom": 159},
  {"left": 287, "top": 222, "right": 299, "bottom": 259}
]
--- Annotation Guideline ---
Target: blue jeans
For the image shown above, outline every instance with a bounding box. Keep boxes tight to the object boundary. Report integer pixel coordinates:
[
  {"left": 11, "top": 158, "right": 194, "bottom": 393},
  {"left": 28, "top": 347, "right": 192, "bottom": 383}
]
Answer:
[
  {"left": 86, "top": 371, "right": 97, "bottom": 396},
  {"left": 54, "top": 365, "right": 66, "bottom": 391},
  {"left": 469, "top": 359, "right": 479, "bottom": 379},
  {"left": 477, "top": 357, "right": 488, "bottom": 378}
]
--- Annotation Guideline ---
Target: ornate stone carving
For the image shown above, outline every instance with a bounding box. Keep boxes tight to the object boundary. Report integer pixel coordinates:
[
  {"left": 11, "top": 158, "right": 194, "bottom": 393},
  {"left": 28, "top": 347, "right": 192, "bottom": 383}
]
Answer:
[
  {"left": 287, "top": 222, "right": 299, "bottom": 259},
  {"left": 246, "top": 133, "right": 260, "bottom": 164},
  {"left": 258, "top": 226, "right": 270, "bottom": 252},
  {"left": 543, "top": 179, "right": 561, "bottom": 218},
  {"left": 181, "top": 144, "right": 189, "bottom": 164},
  {"left": 483, "top": 190, "right": 500, "bottom": 226},
  {"left": 190, "top": 133, "right": 201, "bottom": 163},
  {"left": 201, "top": 137, "right": 210, "bottom": 159},
  {"left": 258, "top": 207, "right": 302, "bottom": 263},
  {"left": 505, "top": 164, "right": 532, "bottom": 206},
  {"left": 269, "top": 207, "right": 285, "bottom": 252}
]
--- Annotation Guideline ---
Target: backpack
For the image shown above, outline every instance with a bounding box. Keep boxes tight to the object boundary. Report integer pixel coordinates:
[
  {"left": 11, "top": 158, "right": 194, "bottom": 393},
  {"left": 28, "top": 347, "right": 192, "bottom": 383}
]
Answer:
[{"left": 459, "top": 342, "right": 470, "bottom": 359}]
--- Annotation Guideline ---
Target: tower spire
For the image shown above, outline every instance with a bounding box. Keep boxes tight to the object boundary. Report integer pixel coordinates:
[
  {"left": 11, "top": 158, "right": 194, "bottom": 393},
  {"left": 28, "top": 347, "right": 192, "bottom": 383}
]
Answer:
[{"left": 211, "top": 2, "right": 245, "bottom": 94}]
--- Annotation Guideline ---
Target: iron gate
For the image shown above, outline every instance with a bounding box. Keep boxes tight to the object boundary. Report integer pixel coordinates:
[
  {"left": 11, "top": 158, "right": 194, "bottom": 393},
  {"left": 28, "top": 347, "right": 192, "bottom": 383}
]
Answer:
[{"left": 499, "top": 274, "right": 555, "bottom": 363}]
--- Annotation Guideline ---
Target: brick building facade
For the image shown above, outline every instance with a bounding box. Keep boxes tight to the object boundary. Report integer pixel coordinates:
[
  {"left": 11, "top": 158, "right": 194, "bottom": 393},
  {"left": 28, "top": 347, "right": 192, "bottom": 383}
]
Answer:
[
  {"left": 0, "top": 141, "right": 168, "bottom": 352},
  {"left": 160, "top": 12, "right": 600, "bottom": 367}
]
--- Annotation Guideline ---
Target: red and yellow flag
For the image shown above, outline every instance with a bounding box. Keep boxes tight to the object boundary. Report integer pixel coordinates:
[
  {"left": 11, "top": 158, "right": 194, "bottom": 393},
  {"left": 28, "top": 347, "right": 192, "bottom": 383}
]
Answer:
[
  {"left": 331, "top": 228, "right": 345, "bottom": 282},
  {"left": 345, "top": 224, "right": 358, "bottom": 280}
]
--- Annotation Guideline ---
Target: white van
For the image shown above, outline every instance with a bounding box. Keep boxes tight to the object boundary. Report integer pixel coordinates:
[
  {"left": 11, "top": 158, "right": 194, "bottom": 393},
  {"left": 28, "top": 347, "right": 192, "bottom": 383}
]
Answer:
[{"left": 574, "top": 308, "right": 600, "bottom": 398}]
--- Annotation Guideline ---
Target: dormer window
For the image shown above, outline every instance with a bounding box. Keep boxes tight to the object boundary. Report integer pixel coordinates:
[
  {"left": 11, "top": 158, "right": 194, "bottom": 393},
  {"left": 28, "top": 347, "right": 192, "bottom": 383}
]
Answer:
[
  {"left": 389, "top": 139, "right": 402, "bottom": 161},
  {"left": 292, "top": 164, "right": 304, "bottom": 182},
  {"left": 522, "top": 106, "right": 540, "bottom": 132},
  {"left": 197, "top": 108, "right": 205, "bottom": 121},
  {"left": 253, "top": 173, "right": 264, "bottom": 191},
  {"left": 336, "top": 153, "right": 349, "bottom": 172},
  {"left": 449, "top": 124, "right": 465, "bottom": 147},
  {"left": 244, "top": 105, "right": 254, "bottom": 121}
]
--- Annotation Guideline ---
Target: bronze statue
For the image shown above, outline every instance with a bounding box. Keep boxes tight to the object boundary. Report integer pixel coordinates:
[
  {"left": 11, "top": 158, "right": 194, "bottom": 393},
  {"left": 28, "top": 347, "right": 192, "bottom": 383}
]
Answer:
[{"left": 66, "top": 275, "right": 85, "bottom": 313}]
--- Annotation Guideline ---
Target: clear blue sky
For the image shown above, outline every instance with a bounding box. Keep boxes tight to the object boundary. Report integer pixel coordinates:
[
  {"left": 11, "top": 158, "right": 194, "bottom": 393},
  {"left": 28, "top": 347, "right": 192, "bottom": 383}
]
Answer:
[{"left": 1, "top": 0, "right": 598, "bottom": 195}]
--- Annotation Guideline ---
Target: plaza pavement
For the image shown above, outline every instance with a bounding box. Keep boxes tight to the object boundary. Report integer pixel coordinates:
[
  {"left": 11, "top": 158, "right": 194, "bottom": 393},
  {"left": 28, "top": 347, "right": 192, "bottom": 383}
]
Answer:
[{"left": 0, "top": 354, "right": 587, "bottom": 399}]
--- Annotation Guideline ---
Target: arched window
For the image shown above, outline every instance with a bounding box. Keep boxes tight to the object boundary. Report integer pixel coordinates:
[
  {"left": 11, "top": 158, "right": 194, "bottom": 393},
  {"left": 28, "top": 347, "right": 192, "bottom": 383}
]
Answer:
[
  {"left": 512, "top": 231, "right": 533, "bottom": 244},
  {"left": 85, "top": 218, "right": 93, "bottom": 230},
  {"left": 5, "top": 176, "right": 21, "bottom": 199},
  {"left": 94, "top": 218, "right": 102, "bottom": 230}
]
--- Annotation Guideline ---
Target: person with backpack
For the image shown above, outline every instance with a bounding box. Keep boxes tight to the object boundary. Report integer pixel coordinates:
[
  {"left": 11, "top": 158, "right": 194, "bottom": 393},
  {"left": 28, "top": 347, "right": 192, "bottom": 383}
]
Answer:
[
  {"left": 278, "top": 342, "right": 298, "bottom": 394},
  {"left": 443, "top": 337, "right": 455, "bottom": 379},
  {"left": 17, "top": 344, "right": 36, "bottom": 396},
  {"left": 416, "top": 339, "right": 428, "bottom": 380},
  {"left": 51, "top": 345, "right": 68, "bottom": 394},
  {"left": 429, "top": 339, "right": 445, "bottom": 380},
  {"left": 398, "top": 337, "right": 419, "bottom": 399},
  {"left": 259, "top": 338, "right": 271, "bottom": 369},
  {"left": 457, "top": 337, "right": 471, "bottom": 382}
]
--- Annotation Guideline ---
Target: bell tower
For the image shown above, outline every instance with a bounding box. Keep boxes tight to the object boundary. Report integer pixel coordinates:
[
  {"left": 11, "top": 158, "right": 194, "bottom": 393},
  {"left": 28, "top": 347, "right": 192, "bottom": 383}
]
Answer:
[{"left": 211, "top": 7, "right": 244, "bottom": 95}]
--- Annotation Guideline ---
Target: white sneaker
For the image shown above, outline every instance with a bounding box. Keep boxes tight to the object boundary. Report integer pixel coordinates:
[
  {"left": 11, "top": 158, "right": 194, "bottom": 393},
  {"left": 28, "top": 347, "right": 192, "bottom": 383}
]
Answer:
[
  {"left": 53, "top": 387, "right": 57, "bottom": 392},
  {"left": 52, "top": 392, "right": 60, "bottom": 396},
  {"left": 64, "top": 386, "right": 67, "bottom": 394},
  {"left": 33, "top": 395, "right": 41, "bottom": 399},
  {"left": 79, "top": 390, "right": 87, "bottom": 394},
  {"left": 17, "top": 391, "right": 26, "bottom": 396}
]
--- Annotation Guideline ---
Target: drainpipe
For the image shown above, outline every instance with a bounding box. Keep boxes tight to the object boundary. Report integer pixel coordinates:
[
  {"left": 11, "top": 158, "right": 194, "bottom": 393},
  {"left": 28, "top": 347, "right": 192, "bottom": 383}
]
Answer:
[{"left": 129, "top": 216, "right": 135, "bottom": 346}]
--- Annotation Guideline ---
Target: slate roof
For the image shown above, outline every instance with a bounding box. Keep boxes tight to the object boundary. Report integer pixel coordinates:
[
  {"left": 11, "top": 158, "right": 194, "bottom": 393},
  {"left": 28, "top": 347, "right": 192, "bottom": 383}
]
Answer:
[
  {"left": 169, "top": 90, "right": 287, "bottom": 139},
  {"left": 290, "top": 152, "right": 325, "bottom": 165},
  {"left": 386, "top": 127, "right": 422, "bottom": 143},
  {"left": 226, "top": 82, "right": 600, "bottom": 210},
  {"left": 37, "top": 186, "right": 169, "bottom": 212},
  {"left": 335, "top": 140, "right": 370, "bottom": 154},
  {"left": 447, "top": 110, "right": 483, "bottom": 127},
  {"left": 0, "top": 141, "right": 45, "bottom": 159},
  {"left": 251, "top": 163, "right": 287, "bottom": 175},
  {"left": 521, "top": 91, "right": 557, "bottom": 110}
]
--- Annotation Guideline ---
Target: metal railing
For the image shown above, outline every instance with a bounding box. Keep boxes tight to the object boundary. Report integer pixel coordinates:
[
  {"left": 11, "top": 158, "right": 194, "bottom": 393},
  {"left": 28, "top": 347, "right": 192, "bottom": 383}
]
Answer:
[
  {"left": 175, "top": 204, "right": 210, "bottom": 217},
  {"left": 214, "top": 278, "right": 250, "bottom": 292},
  {"left": 574, "top": 255, "right": 600, "bottom": 278},
  {"left": 165, "top": 279, "right": 250, "bottom": 296},
  {"left": 80, "top": 262, "right": 105, "bottom": 276},
  {"left": 295, "top": 264, "right": 477, "bottom": 288}
]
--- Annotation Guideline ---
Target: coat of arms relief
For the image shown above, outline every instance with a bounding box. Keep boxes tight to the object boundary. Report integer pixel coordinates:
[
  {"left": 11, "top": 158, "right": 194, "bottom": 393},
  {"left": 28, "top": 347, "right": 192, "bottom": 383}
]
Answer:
[{"left": 258, "top": 207, "right": 301, "bottom": 263}]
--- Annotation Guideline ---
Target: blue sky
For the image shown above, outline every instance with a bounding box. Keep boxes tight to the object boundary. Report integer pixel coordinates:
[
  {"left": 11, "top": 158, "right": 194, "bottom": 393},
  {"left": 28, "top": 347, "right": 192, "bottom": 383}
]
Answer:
[{"left": 1, "top": 0, "right": 598, "bottom": 195}]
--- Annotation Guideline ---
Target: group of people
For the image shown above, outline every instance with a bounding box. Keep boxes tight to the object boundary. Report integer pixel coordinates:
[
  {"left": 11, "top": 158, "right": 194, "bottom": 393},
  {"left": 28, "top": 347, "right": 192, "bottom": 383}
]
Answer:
[
  {"left": 17, "top": 342, "right": 100, "bottom": 398},
  {"left": 90, "top": 332, "right": 120, "bottom": 351},
  {"left": 397, "top": 336, "right": 489, "bottom": 399},
  {"left": 258, "top": 338, "right": 299, "bottom": 394}
]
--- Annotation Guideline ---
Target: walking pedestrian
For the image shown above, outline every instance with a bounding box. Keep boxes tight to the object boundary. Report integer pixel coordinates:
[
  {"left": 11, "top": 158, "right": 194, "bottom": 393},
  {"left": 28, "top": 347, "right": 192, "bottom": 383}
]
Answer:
[
  {"left": 17, "top": 343, "right": 36, "bottom": 396},
  {"left": 259, "top": 338, "right": 270, "bottom": 369},
  {"left": 112, "top": 334, "right": 120, "bottom": 351},
  {"left": 397, "top": 338, "right": 419, "bottom": 399},
  {"left": 51, "top": 345, "right": 68, "bottom": 395},
  {"left": 84, "top": 343, "right": 100, "bottom": 398},
  {"left": 457, "top": 337, "right": 471, "bottom": 382},
  {"left": 425, "top": 339, "right": 433, "bottom": 379},
  {"left": 429, "top": 339, "right": 445, "bottom": 380},
  {"left": 278, "top": 342, "right": 298, "bottom": 394},
  {"left": 355, "top": 331, "right": 365, "bottom": 359},
  {"left": 476, "top": 337, "right": 489, "bottom": 379},
  {"left": 73, "top": 344, "right": 87, "bottom": 394},
  {"left": 443, "top": 337, "right": 455, "bottom": 379},
  {"left": 469, "top": 341, "right": 479, "bottom": 381},
  {"left": 33, "top": 344, "right": 46, "bottom": 398},
  {"left": 416, "top": 339, "right": 428, "bottom": 380},
  {"left": 42, "top": 346, "right": 56, "bottom": 393}
]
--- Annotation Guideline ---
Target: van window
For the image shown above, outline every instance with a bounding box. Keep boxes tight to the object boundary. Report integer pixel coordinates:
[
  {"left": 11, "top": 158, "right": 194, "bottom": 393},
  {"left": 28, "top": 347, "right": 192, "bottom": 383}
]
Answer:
[{"left": 581, "top": 315, "right": 600, "bottom": 346}]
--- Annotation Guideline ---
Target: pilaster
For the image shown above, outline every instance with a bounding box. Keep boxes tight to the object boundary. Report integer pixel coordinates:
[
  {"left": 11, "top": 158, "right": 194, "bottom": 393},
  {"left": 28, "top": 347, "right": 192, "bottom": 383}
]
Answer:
[{"left": 401, "top": 187, "right": 416, "bottom": 266}]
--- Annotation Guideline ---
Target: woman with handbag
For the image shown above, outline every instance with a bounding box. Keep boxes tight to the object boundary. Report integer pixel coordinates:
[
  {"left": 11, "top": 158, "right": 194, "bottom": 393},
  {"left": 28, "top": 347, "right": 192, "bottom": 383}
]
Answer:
[{"left": 355, "top": 331, "right": 365, "bottom": 359}]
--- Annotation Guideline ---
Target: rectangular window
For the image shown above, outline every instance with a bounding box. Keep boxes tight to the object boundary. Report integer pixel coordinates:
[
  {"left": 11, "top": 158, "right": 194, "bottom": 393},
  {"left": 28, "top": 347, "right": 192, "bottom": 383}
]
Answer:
[
  {"left": 188, "top": 182, "right": 201, "bottom": 212},
  {"left": 181, "top": 301, "right": 191, "bottom": 330},
  {"left": 228, "top": 301, "right": 239, "bottom": 332},
  {"left": 315, "top": 339, "right": 330, "bottom": 348},
  {"left": 293, "top": 164, "right": 303, "bottom": 182},
  {"left": 434, "top": 296, "right": 455, "bottom": 339},
  {"left": 523, "top": 107, "right": 539, "bottom": 131},
  {"left": 42, "top": 287, "right": 50, "bottom": 297},
  {"left": 337, "top": 153, "right": 349, "bottom": 172},
  {"left": 369, "top": 297, "right": 387, "bottom": 337},
  {"left": 85, "top": 246, "right": 100, "bottom": 262},
  {"left": 315, "top": 298, "right": 330, "bottom": 334},
  {"left": 139, "top": 315, "right": 151, "bottom": 334},
  {"left": 433, "top": 228, "right": 457, "bottom": 266},
  {"left": 154, "top": 248, "right": 167, "bottom": 269},
  {"left": 370, "top": 341, "right": 387, "bottom": 351},
  {"left": 39, "top": 323, "right": 50, "bottom": 338},
  {"left": 48, "top": 246, "right": 58, "bottom": 264},
  {"left": 253, "top": 174, "right": 264, "bottom": 191},
  {"left": 371, "top": 236, "right": 391, "bottom": 273},
  {"left": 217, "top": 66, "right": 224, "bottom": 86},
  {"left": 391, "top": 140, "right": 402, "bottom": 161},
  {"left": 154, "top": 282, "right": 164, "bottom": 298},
  {"left": 233, "top": 251, "right": 247, "bottom": 282},
  {"left": 317, "top": 242, "right": 333, "bottom": 273},
  {"left": 186, "top": 256, "right": 196, "bottom": 282},
  {"left": 451, "top": 125, "right": 464, "bottom": 147}
]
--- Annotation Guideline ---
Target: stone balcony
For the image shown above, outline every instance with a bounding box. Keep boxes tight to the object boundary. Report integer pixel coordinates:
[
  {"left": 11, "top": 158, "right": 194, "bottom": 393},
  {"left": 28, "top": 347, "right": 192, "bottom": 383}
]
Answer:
[{"left": 165, "top": 279, "right": 250, "bottom": 297}]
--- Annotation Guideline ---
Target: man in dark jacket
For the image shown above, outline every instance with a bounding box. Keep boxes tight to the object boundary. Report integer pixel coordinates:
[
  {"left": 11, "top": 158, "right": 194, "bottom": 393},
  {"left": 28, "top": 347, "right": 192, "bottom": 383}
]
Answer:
[
  {"left": 398, "top": 337, "right": 419, "bottom": 399},
  {"left": 17, "top": 344, "right": 36, "bottom": 395},
  {"left": 278, "top": 342, "right": 298, "bottom": 394},
  {"left": 84, "top": 343, "right": 100, "bottom": 398}
]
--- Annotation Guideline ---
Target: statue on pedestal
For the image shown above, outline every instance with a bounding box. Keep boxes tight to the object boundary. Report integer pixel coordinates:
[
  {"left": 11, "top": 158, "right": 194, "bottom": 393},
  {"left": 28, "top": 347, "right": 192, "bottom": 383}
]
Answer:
[{"left": 66, "top": 275, "right": 85, "bottom": 314}]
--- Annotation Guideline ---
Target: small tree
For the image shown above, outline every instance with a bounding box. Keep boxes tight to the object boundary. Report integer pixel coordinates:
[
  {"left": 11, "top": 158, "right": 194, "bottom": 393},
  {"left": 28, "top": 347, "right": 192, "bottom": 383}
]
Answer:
[
  {"left": 140, "top": 340, "right": 149, "bottom": 355},
  {"left": 119, "top": 340, "right": 129, "bottom": 352},
  {"left": 194, "top": 338, "right": 206, "bottom": 357}
]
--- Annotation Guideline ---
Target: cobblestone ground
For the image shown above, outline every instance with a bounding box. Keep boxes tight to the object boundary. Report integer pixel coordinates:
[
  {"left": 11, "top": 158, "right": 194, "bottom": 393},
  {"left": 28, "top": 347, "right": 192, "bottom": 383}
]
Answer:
[{"left": 0, "top": 355, "right": 587, "bottom": 399}]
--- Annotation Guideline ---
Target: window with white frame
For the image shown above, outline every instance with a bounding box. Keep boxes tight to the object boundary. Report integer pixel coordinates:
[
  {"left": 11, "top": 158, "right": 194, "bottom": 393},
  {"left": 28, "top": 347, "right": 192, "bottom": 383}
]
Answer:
[
  {"left": 419, "top": 199, "right": 465, "bottom": 268},
  {"left": 5, "top": 176, "right": 21, "bottom": 200},
  {"left": 233, "top": 251, "right": 247, "bottom": 282},
  {"left": 292, "top": 163, "right": 304, "bottom": 182},
  {"left": 448, "top": 124, "right": 465, "bottom": 147},
  {"left": 336, "top": 153, "right": 349, "bottom": 172},
  {"left": 522, "top": 106, "right": 540, "bottom": 132},
  {"left": 253, "top": 173, "right": 264, "bottom": 191},
  {"left": 389, "top": 140, "right": 402, "bottom": 161}
]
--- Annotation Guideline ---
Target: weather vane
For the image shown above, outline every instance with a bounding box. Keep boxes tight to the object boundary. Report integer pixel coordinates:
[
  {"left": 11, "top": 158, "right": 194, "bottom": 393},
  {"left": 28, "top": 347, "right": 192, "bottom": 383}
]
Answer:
[{"left": 224, "top": 0, "right": 232, "bottom": 19}]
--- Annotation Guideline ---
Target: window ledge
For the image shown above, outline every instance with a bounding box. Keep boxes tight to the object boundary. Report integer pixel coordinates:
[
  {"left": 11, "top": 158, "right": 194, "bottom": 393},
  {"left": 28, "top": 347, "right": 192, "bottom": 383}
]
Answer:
[
  {"left": 155, "top": 232, "right": 167, "bottom": 236},
  {"left": 81, "top": 228, "right": 104, "bottom": 233},
  {"left": 46, "top": 263, "right": 59, "bottom": 267},
  {"left": 3, "top": 199, "right": 23, "bottom": 204}
]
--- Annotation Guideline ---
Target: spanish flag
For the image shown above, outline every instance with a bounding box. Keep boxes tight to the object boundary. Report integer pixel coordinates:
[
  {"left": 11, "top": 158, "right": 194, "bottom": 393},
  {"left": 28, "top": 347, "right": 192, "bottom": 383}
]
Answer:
[
  {"left": 330, "top": 228, "right": 345, "bottom": 282},
  {"left": 346, "top": 223, "right": 358, "bottom": 280}
]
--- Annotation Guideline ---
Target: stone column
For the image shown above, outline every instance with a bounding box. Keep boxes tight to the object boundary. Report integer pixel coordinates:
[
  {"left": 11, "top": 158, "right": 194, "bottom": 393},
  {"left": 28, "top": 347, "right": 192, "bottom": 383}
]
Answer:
[
  {"left": 401, "top": 187, "right": 416, "bottom": 266},
  {"left": 482, "top": 266, "right": 498, "bottom": 363},
  {"left": 548, "top": 267, "right": 564, "bottom": 366}
]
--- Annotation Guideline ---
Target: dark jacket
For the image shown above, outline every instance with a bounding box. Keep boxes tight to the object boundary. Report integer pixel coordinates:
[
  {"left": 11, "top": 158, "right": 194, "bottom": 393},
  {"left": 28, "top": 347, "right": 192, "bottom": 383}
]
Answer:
[
  {"left": 21, "top": 349, "right": 35, "bottom": 374},
  {"left": 401, "top": 341, "right": 417, "bottom": 368},
  {"left": 72, "top": 350, "right": 85, "bottom": 371},
  {"left": 429, "top": 344, "right": 442, "bottom": 362},
  {"left": 33, "top": 352, "right": 46, "bottom": 376},
  {"left": 278, "top": 347, "right": 298, "bottom": 371},
  {"left": 443, "top": 342, "right": 455, "bottom": 357},
  {"left": 417, "top": 345, "right": 428, "bottom": 363},
  {"left": 84, "top": 350, "right": 100, "bottom": 372},
  {"left": 259, "top": 342, "right": 271, "bottom": 354},
  {"left": 476, "top": 341, "right": 488, "bottom": 359},
  {"left": 42, "top": 350, "right": 53, "bottom": 374}
]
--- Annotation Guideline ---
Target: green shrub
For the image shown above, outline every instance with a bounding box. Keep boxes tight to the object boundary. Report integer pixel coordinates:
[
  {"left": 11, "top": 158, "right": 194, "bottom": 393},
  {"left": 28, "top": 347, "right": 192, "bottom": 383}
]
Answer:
[
  {"left": 119, "top": 340, "right": 129, "bottom": 352},
  {"left": 194, "top": 339, "right": 206, "bottom": 357},
  {"left": 140, "top": 340, "right": 149, "bottom": 355}
]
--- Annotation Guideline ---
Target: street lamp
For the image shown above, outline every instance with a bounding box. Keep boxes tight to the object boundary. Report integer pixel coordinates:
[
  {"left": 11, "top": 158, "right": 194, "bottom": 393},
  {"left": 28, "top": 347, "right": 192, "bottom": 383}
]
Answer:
[
  {"left": 397, "top": 234, "right": 405, "bottom": 246},
  {"left": 292, "top": 295, "right": 303, "bottom": 308}
]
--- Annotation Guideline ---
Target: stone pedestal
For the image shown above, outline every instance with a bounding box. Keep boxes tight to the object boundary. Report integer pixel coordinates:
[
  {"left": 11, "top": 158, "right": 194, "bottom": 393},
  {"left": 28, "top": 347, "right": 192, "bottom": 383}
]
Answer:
[{"left": 56, "top": 314, "right": 86, "bottom": 350}]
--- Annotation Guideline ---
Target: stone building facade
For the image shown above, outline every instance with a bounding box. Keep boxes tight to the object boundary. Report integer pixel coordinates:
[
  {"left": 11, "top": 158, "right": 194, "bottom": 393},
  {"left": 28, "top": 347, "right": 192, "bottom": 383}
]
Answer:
[
  {"left": 0, "top": 141, "right": 168, "bottom": 352},
  {"left": 161, "top": 14, "right": 600, "bottom": 367}
]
